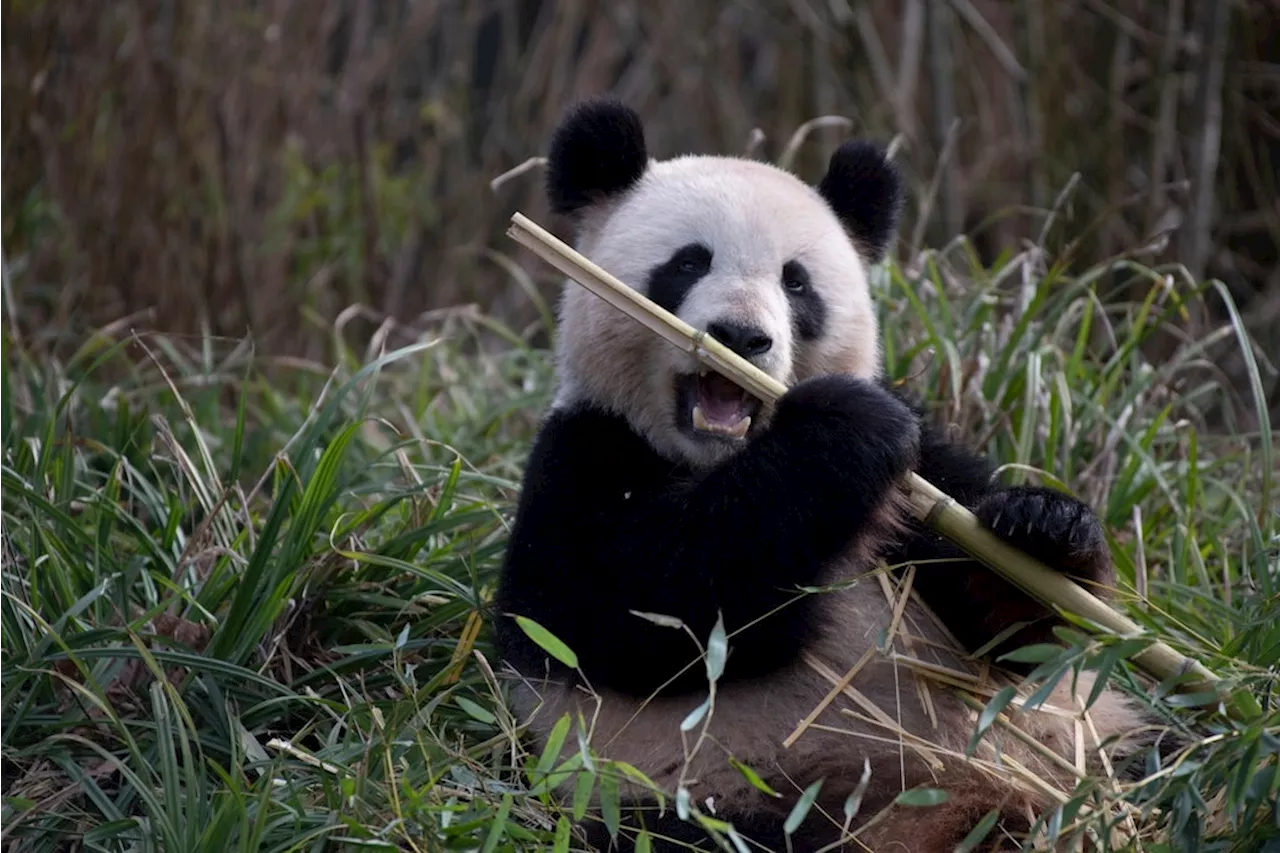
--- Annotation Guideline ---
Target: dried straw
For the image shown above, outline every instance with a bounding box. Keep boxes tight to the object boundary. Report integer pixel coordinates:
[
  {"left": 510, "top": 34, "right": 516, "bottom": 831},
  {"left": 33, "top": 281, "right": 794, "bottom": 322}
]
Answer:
[{"left": 505, "top": 210, "right": 1254, "bottom": 720}]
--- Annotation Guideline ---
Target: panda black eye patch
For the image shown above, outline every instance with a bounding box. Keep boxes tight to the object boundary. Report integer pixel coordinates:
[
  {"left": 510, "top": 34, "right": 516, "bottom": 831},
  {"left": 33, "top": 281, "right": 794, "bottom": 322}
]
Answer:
[
  {"left": 783, "top": 260, "right": 826, "bottom": 341},
  {"left": 646, "top": 243, "right": 713, "bottom": 314}
]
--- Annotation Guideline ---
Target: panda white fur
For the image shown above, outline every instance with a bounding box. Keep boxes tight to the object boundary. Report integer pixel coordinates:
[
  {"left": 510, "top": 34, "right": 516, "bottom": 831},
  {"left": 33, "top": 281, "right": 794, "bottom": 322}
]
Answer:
[{"left": 492, "top": 98, "right": 1164, "bottom": 852}]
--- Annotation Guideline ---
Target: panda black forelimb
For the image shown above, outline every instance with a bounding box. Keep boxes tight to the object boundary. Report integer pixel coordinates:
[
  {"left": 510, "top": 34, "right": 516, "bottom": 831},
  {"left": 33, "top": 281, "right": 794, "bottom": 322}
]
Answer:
[
  {"left": 882, "top": 385, "right": 1119, "bottom": 670},
  {"left": 493, "top": 374, "right": 921, "bottom": 698}
]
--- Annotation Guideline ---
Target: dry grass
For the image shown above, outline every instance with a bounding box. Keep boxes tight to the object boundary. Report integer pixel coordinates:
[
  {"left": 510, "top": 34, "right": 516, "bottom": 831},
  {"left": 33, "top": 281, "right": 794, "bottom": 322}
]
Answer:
[{"left": 4, "top": 0, "right": 1279, "bottom": 424}]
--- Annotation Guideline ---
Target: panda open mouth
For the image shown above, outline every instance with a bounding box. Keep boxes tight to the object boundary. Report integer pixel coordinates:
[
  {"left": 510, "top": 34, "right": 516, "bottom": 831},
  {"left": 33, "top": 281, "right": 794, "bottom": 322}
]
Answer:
[{"left": 676, "top": 370, "right": 762, "bottom": 440}]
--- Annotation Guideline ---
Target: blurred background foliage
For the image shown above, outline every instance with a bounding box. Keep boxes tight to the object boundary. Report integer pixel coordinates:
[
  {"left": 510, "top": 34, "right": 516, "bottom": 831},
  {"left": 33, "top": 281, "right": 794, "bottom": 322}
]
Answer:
[{"left": 3, "top": 0, "right": 1278, "bottom": 416}]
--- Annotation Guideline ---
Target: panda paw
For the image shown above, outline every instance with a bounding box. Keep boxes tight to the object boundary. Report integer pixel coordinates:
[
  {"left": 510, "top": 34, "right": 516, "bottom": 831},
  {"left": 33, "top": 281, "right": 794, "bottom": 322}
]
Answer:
[
  {"left": 974, "top": 486, "right": 1115, "bottom": 591},
  {"left": 772, "top": 375, "right": 920, "bottom": 477}
]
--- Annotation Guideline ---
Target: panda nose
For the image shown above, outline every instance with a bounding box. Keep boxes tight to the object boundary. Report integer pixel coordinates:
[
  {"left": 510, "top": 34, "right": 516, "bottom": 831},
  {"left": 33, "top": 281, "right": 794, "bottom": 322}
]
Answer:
[{"left": 706, "top": 321, "right": 773, "bottom": 358}]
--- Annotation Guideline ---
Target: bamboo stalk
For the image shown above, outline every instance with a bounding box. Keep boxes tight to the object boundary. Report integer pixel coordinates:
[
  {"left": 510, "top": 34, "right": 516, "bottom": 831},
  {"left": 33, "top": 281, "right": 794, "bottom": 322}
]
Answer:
[{"left": 505, "top": 210, "right": 1256, "bottom": 721}]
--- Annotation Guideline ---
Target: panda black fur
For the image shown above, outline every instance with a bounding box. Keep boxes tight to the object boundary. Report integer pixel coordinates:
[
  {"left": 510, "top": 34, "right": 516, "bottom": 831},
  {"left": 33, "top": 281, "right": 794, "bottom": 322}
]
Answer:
[{"left": 493, "top": 98, "right": 1159, "bottom": 852}]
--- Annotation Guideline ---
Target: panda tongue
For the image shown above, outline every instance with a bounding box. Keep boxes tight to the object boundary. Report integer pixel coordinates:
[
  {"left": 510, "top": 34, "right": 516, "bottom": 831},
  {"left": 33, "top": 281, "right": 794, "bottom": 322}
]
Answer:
[{"left": 697, "top": 373, "right": 748, "bottom": 426}]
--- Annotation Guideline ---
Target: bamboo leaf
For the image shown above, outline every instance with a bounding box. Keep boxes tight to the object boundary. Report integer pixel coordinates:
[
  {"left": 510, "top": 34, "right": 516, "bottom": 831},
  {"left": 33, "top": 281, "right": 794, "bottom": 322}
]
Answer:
[
  {"left": 514, "top": 616, "right": 579, "bottom": 670},
  {"left": 706, "top": 611, "right": 728, "bottom": 683},
  {"left": 894, "top": 788, "right": 949, "bottom": 807},
  {"left": 784, "top": 779, "right": 824, "bottom": 836}
]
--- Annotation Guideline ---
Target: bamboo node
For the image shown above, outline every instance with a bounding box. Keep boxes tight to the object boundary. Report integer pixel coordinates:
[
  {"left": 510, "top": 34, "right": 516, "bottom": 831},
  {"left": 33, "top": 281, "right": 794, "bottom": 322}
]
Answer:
[{"left": 925, "top": 495, "right": 955, "bottom": 527}]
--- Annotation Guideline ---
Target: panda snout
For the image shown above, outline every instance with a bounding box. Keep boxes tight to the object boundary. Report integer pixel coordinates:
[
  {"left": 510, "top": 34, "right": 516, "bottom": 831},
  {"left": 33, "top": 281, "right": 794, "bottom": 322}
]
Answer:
[{"left": 706, "top": 321, "right": 773, "bottom": 359}]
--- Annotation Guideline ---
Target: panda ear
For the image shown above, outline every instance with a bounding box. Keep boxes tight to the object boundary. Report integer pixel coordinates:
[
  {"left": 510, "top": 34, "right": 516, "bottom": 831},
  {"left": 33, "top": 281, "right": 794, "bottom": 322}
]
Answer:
[
  {"left": 816, "top": 141, "right": 903, "bottom": 263},
  {"left": 546, "top": 98, "right": 649, "bottom": 219}
]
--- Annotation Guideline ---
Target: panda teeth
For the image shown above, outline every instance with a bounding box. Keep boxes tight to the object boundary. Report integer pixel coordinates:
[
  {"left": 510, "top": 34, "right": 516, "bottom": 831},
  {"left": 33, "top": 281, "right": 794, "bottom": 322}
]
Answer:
[
  {"left": 692, "top": 405, "right": 752, "bottom": 439},
  {"left": 692, "top": 405, "right": 711, "bottom": 432}
]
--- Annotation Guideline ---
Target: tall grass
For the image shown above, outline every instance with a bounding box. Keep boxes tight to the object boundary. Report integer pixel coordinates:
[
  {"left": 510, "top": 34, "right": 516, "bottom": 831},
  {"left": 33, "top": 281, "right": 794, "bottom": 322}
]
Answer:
[
  {"left": 2, "top": 311, "right": 558, "bottom": 851},
  {"left": 3, "top": 243, "right": 1277, "bottom": 851},
  {"left": 870, "top": 247, "right": 1279, "bottom": 851},
  {"left": 7, "top": 0, "right": 1280, "bottom": 413}
]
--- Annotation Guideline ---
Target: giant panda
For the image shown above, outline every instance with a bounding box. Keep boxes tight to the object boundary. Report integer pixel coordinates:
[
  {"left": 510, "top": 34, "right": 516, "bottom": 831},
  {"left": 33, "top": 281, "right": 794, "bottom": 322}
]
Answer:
[{"left": 492, "top": 98, "right": 1162, "bottom": 852}]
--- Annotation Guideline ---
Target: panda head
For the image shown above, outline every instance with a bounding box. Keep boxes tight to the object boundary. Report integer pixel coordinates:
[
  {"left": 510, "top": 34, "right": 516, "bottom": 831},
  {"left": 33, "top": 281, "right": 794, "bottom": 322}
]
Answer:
[{"left": 544, "top": 98, "right": 904, "bottom": 469}]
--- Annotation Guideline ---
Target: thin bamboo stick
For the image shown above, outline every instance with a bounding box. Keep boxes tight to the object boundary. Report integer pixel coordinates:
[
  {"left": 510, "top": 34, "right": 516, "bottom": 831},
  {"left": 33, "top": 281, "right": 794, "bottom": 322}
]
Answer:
[{"left": 505, "top": 210, "right": 1256, "bottom": 721}]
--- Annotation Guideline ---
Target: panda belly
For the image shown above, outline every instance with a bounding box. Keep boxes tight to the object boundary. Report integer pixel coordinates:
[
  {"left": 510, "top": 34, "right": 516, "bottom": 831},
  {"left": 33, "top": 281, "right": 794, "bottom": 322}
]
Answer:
[
  {"left": 508, "top": 548, "right": 1017, "bottom": 837},
  {"left": 505, "top": 541, "right": 1150, "bottom": 853}
]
